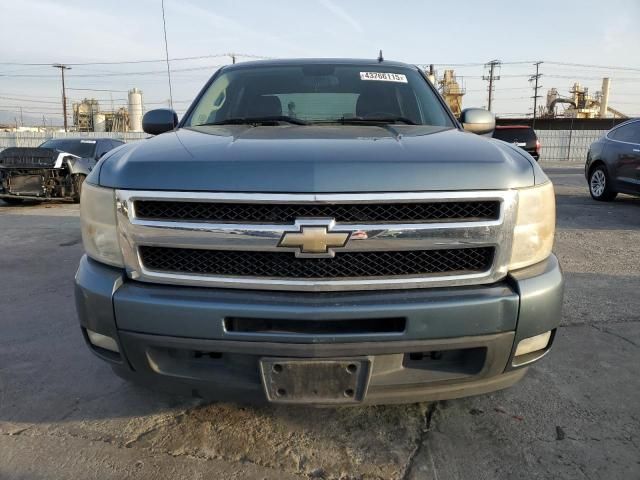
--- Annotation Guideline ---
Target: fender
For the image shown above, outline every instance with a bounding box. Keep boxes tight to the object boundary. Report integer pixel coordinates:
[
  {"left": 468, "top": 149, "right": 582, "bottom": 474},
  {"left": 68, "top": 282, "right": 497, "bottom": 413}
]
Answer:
[{"left": 65, "top": 155, "right": 93, "bottom": 176}]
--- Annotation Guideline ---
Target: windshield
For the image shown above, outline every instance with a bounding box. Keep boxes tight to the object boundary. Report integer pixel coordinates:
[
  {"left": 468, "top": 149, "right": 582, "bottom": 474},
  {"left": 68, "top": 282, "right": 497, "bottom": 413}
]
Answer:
[
  {"left": 40, "top": 139, "right": 97, "bottom": 157},
  {"left": 493, "top": 128, "right": 536, "bottom": 143},
  {"left": 184, "top": 64, "right": 454, "bottom": 127}
]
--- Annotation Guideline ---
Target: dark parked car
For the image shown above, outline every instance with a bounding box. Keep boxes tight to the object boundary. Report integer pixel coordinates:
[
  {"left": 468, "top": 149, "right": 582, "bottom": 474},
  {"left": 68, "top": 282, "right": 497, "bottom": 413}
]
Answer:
[
  {"left": 493, "top": 125, "right": 540, "bottom": 161},
  {"left": 0, "top": 137, "right": 124, "bottom": 203},
  {"left": 586, "top": 118, "right": 640, "bottom": 201}
]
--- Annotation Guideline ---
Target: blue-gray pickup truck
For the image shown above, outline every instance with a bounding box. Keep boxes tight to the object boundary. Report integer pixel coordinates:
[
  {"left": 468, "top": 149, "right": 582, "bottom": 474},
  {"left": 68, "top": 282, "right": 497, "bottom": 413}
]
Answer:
[{"left": 75, "top": 59, "right": 563, "bottom": 405}]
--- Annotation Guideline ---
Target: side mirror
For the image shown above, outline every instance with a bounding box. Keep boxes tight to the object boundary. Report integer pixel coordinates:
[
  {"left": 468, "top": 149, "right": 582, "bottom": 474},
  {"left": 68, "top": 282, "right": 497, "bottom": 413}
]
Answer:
[
  {"left": 460, "top": 108, "right": 495, "bottom": 135},
  {"left": 142, "top": 108, "right": 179, "bottom": 135}
]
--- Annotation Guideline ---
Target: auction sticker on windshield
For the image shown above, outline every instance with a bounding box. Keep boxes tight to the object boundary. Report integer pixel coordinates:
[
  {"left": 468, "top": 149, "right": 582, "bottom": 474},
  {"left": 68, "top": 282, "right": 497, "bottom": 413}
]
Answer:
[{"left": 360, "top": 72, "right": 407, "bottom": 83}]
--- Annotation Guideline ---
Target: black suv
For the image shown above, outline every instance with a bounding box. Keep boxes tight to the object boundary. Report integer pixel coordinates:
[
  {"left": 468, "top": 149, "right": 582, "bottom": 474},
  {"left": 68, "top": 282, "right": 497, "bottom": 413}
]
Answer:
[
  {"left": 586, "top": 118, "right": 640, "bottom": 201},
  {"left": 493, "top": 125, "right": 540, "bottom": 161}
]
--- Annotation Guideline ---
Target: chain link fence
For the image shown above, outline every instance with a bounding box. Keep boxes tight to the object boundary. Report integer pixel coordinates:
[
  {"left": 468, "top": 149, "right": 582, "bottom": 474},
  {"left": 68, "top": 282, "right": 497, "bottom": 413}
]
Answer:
[{"left": 537, "top": 129, "right": 606, "bottom": 163}]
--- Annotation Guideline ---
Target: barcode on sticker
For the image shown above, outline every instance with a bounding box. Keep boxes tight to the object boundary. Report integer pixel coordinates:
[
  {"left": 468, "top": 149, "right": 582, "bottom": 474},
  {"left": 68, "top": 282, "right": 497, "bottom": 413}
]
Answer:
[{"left": 360, "top": 72, "right": 407, "bottom": 83}]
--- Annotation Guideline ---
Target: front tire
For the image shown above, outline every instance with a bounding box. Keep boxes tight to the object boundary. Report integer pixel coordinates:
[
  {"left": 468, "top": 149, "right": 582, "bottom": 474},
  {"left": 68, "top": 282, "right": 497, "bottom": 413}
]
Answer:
[
  {"left": 72, "top": 174, "right": 86, "bottom": 203},
  {"left": 589, "top": 166, "right": 617, "bottom": 201}
]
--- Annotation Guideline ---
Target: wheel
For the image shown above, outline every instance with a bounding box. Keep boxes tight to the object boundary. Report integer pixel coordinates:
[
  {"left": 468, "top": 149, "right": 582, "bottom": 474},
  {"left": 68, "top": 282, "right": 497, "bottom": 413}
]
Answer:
[
  {"left": 589, "top": 166, "right": 617, "bottom": 201},
  {"left": 1, "top": 197, "right": 24, "bottom": 205},
  {"left": 72, "top": 174, "right": 86, "bottom": 203}
]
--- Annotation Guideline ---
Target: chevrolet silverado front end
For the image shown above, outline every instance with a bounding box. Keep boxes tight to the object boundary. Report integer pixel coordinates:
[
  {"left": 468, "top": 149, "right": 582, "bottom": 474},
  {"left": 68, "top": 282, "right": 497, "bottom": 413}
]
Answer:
[{"left": 74, "top": 59, "right": 563, "bottom": 405}]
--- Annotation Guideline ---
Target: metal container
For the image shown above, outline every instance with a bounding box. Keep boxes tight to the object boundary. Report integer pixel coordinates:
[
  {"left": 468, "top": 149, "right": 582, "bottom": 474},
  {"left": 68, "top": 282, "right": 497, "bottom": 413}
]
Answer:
[{"left": 128, "top": 88, "right": 143, "bottom": 132}]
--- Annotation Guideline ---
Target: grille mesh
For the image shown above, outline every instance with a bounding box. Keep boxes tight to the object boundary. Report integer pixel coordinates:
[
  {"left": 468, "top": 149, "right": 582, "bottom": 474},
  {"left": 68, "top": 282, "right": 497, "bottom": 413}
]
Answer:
[
  {"left": 139, "top": 246, "right": 494, "bottom": 279},
  {"left": 134, "top": 200, "right": 500, "bottom": 224}
]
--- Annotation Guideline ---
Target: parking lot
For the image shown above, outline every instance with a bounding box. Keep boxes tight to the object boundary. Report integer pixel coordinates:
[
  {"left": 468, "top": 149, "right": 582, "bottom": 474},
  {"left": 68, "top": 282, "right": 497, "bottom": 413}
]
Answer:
[{"left": 0, "top": 163, "right": 638, "bottom": 479}]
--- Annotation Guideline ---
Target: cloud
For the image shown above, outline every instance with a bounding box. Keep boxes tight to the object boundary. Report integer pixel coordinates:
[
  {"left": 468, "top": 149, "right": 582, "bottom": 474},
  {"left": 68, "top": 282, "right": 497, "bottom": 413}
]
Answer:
[{"left": 317, "top": 0, "right": 364, "bottom": 33}]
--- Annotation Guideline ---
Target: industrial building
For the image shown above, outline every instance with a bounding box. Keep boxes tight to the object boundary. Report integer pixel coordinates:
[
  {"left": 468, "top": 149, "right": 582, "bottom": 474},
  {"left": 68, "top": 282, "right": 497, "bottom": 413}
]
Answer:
[
  {"left": 426, "top": 66, "right": 466, "bottom": 117},
  {"left": 543, "top": 78, "right": 627, "bottom": 119},
  {"left": 72, "top": 88, "right": 144, "bottom": 132}
]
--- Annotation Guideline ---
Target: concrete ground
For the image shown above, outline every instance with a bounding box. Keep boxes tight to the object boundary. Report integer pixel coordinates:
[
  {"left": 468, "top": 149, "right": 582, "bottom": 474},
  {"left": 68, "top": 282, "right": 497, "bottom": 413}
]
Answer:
[{"left": 0, "top": 164, "right": 638, "bottom": 480}]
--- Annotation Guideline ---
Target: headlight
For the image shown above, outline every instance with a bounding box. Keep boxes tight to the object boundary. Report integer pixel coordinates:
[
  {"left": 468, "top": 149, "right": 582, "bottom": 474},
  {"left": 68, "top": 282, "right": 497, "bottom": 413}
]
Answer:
[
  {"left": 509, "top": 182, "right": 555, "bottom": 270},
  {"left": 80, "top": 182, "right": 124, "bottom": 267}
]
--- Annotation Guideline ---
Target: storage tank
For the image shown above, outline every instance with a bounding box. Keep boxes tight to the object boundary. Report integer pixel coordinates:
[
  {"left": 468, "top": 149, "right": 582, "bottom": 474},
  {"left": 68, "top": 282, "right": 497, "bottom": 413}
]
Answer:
[
  {"left": 92, "top": 112, "right": 106, "bottom": 132},
  {"left": 128, "top": 88, "right": 143, "bottom": 132}
]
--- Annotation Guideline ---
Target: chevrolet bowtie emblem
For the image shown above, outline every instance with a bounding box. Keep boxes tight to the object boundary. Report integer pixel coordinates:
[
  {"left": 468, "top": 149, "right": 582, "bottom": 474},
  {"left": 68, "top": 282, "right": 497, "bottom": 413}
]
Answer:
[{"left": 279, "top": 221, "right": 350, "bottom": 258}]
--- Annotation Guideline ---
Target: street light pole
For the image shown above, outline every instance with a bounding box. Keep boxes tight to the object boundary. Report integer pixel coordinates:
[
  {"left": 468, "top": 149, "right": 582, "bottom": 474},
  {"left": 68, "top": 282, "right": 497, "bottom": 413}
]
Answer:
[{"left": 53, "top": 64, "right": 71, "bottom": 132}]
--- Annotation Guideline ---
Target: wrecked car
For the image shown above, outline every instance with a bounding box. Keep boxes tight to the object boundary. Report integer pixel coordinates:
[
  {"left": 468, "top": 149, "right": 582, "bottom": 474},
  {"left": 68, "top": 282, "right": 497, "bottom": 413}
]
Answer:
[{"left": 0, "top": 138, "right": 124, "bottom": 204}]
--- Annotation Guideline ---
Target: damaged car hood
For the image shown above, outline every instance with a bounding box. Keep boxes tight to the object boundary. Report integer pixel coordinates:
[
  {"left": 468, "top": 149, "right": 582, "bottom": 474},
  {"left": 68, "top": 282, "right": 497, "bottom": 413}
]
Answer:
[{"left": 0, "top": 147, "right": 79, "bottom": 169}]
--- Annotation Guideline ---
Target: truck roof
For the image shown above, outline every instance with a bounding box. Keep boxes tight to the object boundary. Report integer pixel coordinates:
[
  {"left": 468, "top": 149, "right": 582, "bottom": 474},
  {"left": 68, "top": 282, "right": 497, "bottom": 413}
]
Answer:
[{"left": 222, "top": 58, "right": 418, "bottom": 71}]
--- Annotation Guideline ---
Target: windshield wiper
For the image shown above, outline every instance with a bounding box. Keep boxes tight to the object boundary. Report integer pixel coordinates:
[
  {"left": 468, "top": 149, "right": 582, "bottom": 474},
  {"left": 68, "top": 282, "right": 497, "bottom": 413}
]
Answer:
[
  {"left": 196, "top": 116, "right": 308, "bottom": 126},
  {"left": 337, "top": 116, "right": 416, "bottom": 125}
]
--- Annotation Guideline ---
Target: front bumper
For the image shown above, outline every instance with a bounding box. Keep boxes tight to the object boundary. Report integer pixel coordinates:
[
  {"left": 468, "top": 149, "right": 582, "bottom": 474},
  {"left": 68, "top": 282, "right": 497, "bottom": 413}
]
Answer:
[
  {"left": 0, "top": 168, "right": 73, "bottom": 201},
  {"left": 75, "top": 254, "right": 563, "bottom": 405}
]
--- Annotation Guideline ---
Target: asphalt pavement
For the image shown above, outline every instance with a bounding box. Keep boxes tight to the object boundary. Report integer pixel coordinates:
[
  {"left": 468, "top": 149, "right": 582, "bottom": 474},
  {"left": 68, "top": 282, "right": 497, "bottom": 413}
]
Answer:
[{"left": 0, "top": 163, "right": 638, "bottom": 479}]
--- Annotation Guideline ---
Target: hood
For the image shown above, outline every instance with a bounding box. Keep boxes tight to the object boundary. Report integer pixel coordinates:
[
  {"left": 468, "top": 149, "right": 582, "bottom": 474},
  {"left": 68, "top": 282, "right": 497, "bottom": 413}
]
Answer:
[
  {"left": 96, "top": 125, "right": 537, "bottom": 192},
  {"left": 0, "top": 147, "right": 79, "bottom": 168}
]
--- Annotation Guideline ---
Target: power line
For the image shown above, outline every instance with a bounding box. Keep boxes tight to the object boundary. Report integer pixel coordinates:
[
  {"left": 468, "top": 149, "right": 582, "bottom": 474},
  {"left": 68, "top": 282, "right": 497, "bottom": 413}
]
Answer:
[
  {"left": 67, "top": 87, "right": 128, "bottom": 93},
  {"left": 545, "top": 74, "right": 640, "bottom": 81},
  {"left": 0, "top": 95, "right": 67, "bottom": 104},
  {"left": 0, "top": 64, "right": 224, "bottom": 78},
  {"left": 0, "top": 91, "right": 62, "bottom": 99},
  {"left": 544, "top": 61, "right": 640, "bottom": 72},
  {"left": 423, "top": 60, "right": 640, "bottom": 72},
  {"left": 0, "top": 53, "right": 268, "bottom": 67}
]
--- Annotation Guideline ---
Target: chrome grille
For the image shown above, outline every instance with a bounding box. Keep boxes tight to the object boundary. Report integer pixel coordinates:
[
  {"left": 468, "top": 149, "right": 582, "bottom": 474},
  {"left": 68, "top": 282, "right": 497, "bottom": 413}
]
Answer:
[
  {"left": 134, "top": 200, "right": 500, "bottom": 224},
  {"left": 139, "top": 246, "right": 494, "bottom": 279},
  {"left": 116, "top": 190, "right": 517, "bottom": 292}
]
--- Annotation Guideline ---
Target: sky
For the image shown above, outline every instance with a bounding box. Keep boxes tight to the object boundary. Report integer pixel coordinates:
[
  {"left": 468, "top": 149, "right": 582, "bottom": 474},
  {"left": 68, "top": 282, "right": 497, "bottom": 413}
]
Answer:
[{"left": 1, "top": 0, "right": 639, "bottom": 125}]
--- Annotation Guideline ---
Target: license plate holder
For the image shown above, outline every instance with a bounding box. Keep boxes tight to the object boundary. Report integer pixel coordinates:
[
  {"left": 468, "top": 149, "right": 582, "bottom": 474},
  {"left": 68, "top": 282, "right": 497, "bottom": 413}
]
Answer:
[{"left": 260, "top": 358, "right": 371, "bottom": 404}]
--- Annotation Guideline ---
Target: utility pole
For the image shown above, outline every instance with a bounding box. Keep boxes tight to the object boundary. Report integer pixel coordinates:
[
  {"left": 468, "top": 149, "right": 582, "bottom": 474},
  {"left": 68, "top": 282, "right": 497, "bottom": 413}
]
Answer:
[
  {"left": 482, "top": 60, "right": 501, "bottom": 112},
  {"left": 53, "top": 63, "right": 71, "bottom": 132},
  {"left": 530, "top": 61, "right": 543, "bottom": 128}
]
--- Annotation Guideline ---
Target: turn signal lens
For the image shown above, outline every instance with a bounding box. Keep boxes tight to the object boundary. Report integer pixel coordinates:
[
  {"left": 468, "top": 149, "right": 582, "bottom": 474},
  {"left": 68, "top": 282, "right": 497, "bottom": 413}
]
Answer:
[
  {"left": 514, "top": 331, "right": 551, "bottom": 357},
  {"left": 86, "top": 329, "right": 120, "bottom": 353}
]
